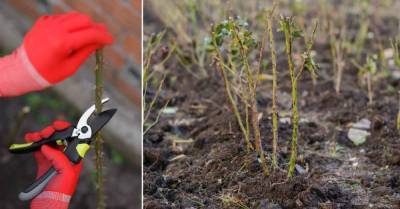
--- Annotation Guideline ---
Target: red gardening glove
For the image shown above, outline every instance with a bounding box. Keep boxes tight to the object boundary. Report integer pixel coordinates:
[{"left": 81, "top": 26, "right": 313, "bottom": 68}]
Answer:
[
  {"left": 25, "top": 120, "right": 83, "bottom": 209},
  {"left": 24, "top": 12, "right": 114, "bottom": 84},
  {"left": 0, "top": 12, "right": 113, "bottom": 97}
]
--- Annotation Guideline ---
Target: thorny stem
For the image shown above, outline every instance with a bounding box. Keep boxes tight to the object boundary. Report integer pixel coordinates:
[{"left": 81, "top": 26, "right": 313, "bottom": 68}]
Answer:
[
  {"left": 373, "top": 26, "right": 387, "bottom": 72},
  {"left": 143, "top": 31, "right": 175, "bottom": 115},
  {"left": 267, "top": 8, "right": 279, "bottom": 170},
  {"left": 334, "top": 41, "right": 344, "bottom": 95},
  {"left": 282, "top": 17, "right": 317, "bottom": 178},
  {"left": 233, "top": 27, "right": 269, "bottom": 176},
  {"left": 328, "top": 21, "right": 336, "bottom": 70},
  {"left": 391, "top": 38, "right": 400, "bottom": 68},
  {"left": 245, "top": 105, "right": 250, "bottom": 144},
  {"left": 95, "top": 49, "right": 105, "bottom": 209},
  {"left": 367, "top": 72, "right": 373, "bottom": 105},
  {"left": 351, "top": 58, "right": 374, "bottom": 106},
  {"left": 397, "top": 91, "right": 400, "bottom": 131},
  {"left": 328, "top": 20, "right": 339, "bottom": 94},
  {"left": 330, "top": 21, "right": 346, "bottom": 95},
  {"left": 351, "top": 59, "right": 364, "bottom": 85},
  {"left": 187, "top": 0, "right": 208, "bottom": 78},
  {"left": 255, "top": 19, "right": 267, "bottom": 90},
  {"left": 143, "top": 31, "right": 175, "bottom": 134},
  {"left": 304, "top": 21, "right": 318, "bottom": 74},
  {"left": 281, "top": 17, "right": 298, "bottom": 179},
  {"left": 212, "top": 33, "right": 253, "bottom": 151},
  {"left": 144, "top": 74, "right": 166, "bottom": 123},
  {"left": 296, "top": 20, "right": 318, "bottom": 82},
  {"left": 354, "top": 4, "right": 369, "bottom": 61},
  {"left": 143, "top": 31, "right": 167, "bottom": 88},
  {"left": 144, "top": 100, "right": 170, "bottom": 135}
]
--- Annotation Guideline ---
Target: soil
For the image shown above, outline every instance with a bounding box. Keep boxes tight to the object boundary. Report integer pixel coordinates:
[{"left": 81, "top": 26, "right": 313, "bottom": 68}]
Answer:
[
  {"left": 143, "top": 14, "right": 400, "bottom": 209},
  {"left": 0, "top": 90, "right": 141, "bottom": 209}
]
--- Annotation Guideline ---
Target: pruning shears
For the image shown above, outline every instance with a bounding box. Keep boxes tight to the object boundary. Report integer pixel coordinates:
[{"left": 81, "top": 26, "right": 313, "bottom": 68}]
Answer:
[{"left": 9, "top": 98, "right": 117, "bottom": 201}]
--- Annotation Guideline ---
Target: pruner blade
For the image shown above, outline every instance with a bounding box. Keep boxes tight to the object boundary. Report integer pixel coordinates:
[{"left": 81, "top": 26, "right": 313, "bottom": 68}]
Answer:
[{"left": 72, "top": 98, "right": 110, "bottom": 139}]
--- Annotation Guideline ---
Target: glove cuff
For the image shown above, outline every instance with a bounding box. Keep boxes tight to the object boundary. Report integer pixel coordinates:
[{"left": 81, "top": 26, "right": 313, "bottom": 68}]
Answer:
[
  {"left": 0, "top": 44, "right": 50, "bottom": 96},
  {"left": 30, "top": 191, "right": 70, "bottom": 209},
  {"left": 18, "top": 44, "right": 50, "bottom": 87}
]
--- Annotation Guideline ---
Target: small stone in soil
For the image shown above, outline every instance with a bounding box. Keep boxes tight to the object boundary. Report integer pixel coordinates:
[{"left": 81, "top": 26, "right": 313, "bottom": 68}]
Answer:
[
  {"left": 295, "top": 164, "right": 306, "bottom": 174},
  {"left": 347, "top": 128, "right": 370, "bottom": 146}
]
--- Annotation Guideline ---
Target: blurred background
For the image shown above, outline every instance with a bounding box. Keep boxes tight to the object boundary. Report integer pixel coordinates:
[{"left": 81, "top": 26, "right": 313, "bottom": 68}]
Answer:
[{"left": 0, "top": 0, "right": 141, "bottom": 208}]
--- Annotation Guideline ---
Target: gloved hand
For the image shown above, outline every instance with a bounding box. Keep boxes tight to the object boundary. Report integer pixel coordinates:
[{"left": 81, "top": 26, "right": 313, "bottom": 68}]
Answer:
[
  {"left": 24, "top": 12, "right": 114, "bottom": 83},
  {"left": 25, "top": 120, "right": 83, "bottom": 209},
  {"left": 0, "top": 12, "right": 113, "bottom": 97}
]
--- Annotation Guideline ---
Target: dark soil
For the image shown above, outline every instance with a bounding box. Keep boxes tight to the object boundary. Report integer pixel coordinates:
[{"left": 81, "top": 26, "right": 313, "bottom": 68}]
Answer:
[
  {"left": 143, "top": 14, "right": 400, "bottom": 209},
  {"left": 0, "top": 90, "right": 141, "bottom": 209},
  {"left": 144, "top": 70, "right": 400, "bottom": 208}
]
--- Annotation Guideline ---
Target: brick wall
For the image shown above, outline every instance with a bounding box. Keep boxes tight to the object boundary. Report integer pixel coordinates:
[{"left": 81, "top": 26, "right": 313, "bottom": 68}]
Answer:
[{"left": 3, "top": 0, "right": 142, "bottom": 107}]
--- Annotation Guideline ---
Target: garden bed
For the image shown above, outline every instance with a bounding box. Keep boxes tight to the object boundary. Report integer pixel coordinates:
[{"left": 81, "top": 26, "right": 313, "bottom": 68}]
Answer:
[{"left": 144, "top": 1, "right": 400, "bottom": 208}]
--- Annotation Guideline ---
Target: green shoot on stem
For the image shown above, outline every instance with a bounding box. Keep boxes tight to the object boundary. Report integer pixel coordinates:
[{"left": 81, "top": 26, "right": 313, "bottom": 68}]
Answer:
[
  {"left": 352, "top": 55, "right": 378, "bottom": 105},
  {"left": 232, "top": 25, "right": 269, "bottom": 176},
  {"left": 265, "top": 5, "right": 279, "bottom": 169},
  {"left": 210, "top": 17, "right": 270, "bottom": 175},
  {"left": 211, "top": 28, "right": 253, "bottom": 152}
]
